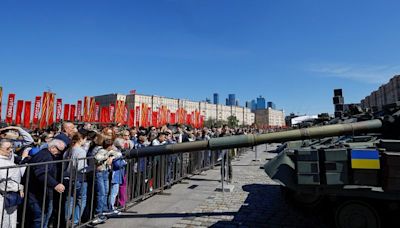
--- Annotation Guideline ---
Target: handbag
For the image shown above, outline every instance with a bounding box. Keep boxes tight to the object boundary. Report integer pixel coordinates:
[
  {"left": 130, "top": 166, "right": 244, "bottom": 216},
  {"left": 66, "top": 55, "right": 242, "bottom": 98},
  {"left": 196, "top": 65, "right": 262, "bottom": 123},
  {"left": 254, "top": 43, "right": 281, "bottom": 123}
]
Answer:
[
  {"left": 1, "top": 178, "right": 24, "bottom": 209},
  {"left": 3, "top": 191, "right": 23, "bottom": 208}
]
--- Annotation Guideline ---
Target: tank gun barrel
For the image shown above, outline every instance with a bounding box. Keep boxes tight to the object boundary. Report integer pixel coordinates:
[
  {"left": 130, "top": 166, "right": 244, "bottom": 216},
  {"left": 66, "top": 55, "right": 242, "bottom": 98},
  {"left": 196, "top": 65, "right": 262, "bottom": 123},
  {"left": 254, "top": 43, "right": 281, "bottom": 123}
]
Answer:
[{"left": 126, "top": 119, "right": 383, "bottom": 159}]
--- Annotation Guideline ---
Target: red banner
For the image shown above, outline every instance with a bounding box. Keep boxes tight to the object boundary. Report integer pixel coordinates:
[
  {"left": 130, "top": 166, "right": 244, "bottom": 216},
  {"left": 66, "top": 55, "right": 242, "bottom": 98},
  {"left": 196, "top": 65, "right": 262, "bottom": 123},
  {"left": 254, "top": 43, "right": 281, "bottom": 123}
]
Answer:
[
  {"left": 0, "top": 87, "right": 3, "bottom": 121},
  {"left": 104, "top": 106, "right": 110, "bottom": 123},
  {"left": 23, "top": 101, "right": 31, "bottom": 128},
  {"left": 56, "top": 99, "right": 62, "bottom": 122},
  {"left": 152, "top": 111, "right": 158, "bottom": 127},
  {"left": 99, "top": 107, "right": 105, "bottom": 123},
  {"left": 39, "top": 92, "right": 49, "bottom": 129},
  {"left": 95, "top": 102, "right": 100, "bottom": 122},
  {"left": 135, "top": 106, "right": 140, "bottom": 127},
  {"left": 15, "top": 100, "right": 24, "bottom": 125},
  {"left": 170, "top": 113, "right": 176, "bottom": 124},
  {"left": 128, "top": 109, "right": 135, "bottom": 128},
  {"left": 47, "top": 93, "right": 55, "bottom": 126},
  {"left": 147, "top": 107, "right": 151, "bottom": 127},
  {"left": 76, "top": 100, "right": 82, "bottom": 122},
  {"left": 33, "top": 96, "right": 41, "bottom": 126},
  {"left": 109, "top": 104, "right": 115, "bottom": 122},
  {"left": 100, "top": 106, "right": 109, "bottom": 123},
  {"left": 64, "top": 104, "right": 70, "bottom": 121},
  {"left": 69, "top": 105, "right": 76, "bottom": 121},
  {"left": 186, "top": 114, "right": 192, "bottom": 126},
  {"left": 5, "top": 94, "right": 16, "bottom": 124}
]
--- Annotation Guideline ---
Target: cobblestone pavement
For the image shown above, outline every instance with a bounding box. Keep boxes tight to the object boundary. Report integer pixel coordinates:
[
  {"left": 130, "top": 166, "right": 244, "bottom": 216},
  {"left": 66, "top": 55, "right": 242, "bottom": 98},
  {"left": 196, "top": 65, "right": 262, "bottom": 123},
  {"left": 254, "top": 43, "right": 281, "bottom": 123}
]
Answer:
[
  {"left": 172, "top": 145, "right": 331, "bottom": 228},
  {"left": 100, "top": 145, "right": 333, "bottom": 228}
]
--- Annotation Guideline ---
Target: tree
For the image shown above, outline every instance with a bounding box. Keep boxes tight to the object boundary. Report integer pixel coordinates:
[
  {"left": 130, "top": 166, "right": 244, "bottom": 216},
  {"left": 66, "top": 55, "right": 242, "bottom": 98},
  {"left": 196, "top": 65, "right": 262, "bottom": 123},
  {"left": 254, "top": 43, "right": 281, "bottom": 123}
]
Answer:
[
  {"left": 204, "top": 117, "right": 227, "bottom": 128},
  {"left": 227, "top": 115, "right": 239, "bottom": 128}
]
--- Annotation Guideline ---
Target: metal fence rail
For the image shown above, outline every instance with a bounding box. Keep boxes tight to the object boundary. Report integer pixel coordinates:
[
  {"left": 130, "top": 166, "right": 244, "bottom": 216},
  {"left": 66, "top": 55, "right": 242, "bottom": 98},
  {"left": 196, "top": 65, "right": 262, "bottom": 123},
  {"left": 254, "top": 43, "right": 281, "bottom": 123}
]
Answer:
[{"left": 0, "top": 147, "right": 256, "bottom": 228}]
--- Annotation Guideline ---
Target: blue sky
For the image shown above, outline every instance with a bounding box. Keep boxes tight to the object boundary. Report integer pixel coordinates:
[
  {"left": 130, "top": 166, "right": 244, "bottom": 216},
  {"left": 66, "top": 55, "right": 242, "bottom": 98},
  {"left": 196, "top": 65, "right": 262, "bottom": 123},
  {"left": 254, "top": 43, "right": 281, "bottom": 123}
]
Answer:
[{"left": 1, "top": 0, "right": 400, "bottom": 117}]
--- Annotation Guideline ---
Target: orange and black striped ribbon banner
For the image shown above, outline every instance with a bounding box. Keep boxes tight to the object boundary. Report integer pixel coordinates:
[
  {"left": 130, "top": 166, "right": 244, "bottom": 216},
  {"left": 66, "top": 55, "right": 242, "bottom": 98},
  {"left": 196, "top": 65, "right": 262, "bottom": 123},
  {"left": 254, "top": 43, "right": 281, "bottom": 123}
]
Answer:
[
  {"left": 5, "top": 93, "right": 16, "bottom": 124},
  {"left": 123, "top": 105, "right": 128, "bottom": 124},
  {"left": 141, "top": 103, "right": 146, "bottom": 127},
  {"left": 15, "top": 100, "right": 24, "bottom": 126},
  {"left": 83, "top": 96, "right": 89, "bottom": 122},
  {"left": 47, "top": 93, "right": 55, "bottom": 126},
  {"left": 76, "top": 100, "right": 82, "bottom": 122},
  {"left": 23, "top": 101, "right": 31, "bottom": 129},
  {"left": 89, "top": 97, "right": 96, "bottom": 122},
  {"left": 32, "top": 96, "right": 41, "bottom": 126},
  {"left": 0, "top": 86, "right": 3, "bottom": 121},
  {"left": 115, "top": 100, "right": 123, "bottom": 124},
  {"left": 39, "top": 92, "right": 49, "bottom": 129},
  {"left": 55, "top": 99, "right": 62, "bottom": 122},
  {"left": 166, "top": 109, "right": 170, "bottom": 124},
  {"left": 63, "top": 104, "right": 70, "bottom": 121}
]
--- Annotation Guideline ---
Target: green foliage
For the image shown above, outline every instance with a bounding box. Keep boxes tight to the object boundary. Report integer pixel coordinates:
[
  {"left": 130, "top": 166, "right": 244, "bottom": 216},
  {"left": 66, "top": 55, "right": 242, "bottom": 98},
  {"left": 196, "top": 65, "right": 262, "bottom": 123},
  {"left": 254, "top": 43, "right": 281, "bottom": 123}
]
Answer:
[
  {"left": 227, "top": 115, "right": 239, "bottom": 128},
  {"left": 204, "top": 117, "right": 227, "bottom": 128}
]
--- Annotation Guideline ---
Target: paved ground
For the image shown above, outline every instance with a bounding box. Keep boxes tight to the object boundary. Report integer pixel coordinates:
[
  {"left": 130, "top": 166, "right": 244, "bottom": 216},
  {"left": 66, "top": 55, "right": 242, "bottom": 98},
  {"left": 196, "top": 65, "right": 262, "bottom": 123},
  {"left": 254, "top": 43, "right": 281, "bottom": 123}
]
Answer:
[{"left": 99, "top": 145, "right": 331, "bottom": 228}]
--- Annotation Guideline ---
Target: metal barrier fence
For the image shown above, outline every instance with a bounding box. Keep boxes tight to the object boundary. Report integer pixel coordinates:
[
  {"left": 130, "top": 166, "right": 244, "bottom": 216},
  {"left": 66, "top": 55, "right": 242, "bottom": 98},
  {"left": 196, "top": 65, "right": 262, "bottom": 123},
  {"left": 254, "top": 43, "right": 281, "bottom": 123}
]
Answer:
[{"left": 0, "top": 147, "right": 251, "bottom": 228}]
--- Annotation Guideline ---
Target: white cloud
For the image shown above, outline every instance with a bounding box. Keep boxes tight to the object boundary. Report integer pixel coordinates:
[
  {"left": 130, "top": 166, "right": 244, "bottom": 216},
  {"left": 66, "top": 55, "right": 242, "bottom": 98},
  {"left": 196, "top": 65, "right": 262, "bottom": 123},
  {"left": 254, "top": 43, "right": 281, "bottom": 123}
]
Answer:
[{"left": 307, "top": 63, "right": 400, "bottom": 84}]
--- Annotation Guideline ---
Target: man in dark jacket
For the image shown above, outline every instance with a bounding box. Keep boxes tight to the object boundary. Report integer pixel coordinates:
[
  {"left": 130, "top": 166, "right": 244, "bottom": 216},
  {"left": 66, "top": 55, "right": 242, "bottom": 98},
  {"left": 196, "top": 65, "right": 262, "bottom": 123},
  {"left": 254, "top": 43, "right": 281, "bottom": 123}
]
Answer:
[{"left": 27, "top": 139, "right": 66, "bottom": 228}]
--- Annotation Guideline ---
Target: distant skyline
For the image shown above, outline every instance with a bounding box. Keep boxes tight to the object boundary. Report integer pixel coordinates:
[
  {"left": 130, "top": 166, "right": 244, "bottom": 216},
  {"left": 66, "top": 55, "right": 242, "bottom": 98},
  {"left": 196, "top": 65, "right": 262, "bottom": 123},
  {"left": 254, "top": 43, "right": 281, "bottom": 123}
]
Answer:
[{"left": 1, "top": 0, "right": 400, "bottom": 117}]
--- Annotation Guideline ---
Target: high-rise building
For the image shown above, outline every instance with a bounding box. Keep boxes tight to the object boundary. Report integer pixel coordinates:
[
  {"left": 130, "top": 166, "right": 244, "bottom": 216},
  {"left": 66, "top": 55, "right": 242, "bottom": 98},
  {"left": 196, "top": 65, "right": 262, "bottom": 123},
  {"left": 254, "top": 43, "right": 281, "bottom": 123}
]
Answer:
[
  {"left": 245, "top": 101, "right": 251, "bottom": 108},
  {"left": 251, "top": 100, "right": 257, "bottom": 111},
  {"left": 235, "top": 100, "right": 239, "bottom": 106},
  {"left": 205, "top": 98, "right": 211, "bottom": 104},
  {"left": 228, "top": 94, "right": 236, "bottom": 106},
  {"left": 267, "top": 101, "right": 276, "bottom": 109},
  {"left": 226, "top": 98, "right": 229, "bottom": 105},
  {"left": 213, "top": 93, "right": 219, "bottom": 104},
  {"left": 256, "top": 96, "right": 266, "bottom": 110}
]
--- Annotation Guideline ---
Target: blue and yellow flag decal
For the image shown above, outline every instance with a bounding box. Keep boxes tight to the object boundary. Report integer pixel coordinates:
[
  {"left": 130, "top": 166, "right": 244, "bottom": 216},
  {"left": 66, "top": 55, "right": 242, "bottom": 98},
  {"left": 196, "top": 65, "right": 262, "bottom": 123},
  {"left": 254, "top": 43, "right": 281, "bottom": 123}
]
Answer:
[{"left": 351, "top": 149, "right": 380, "bottom": 169}]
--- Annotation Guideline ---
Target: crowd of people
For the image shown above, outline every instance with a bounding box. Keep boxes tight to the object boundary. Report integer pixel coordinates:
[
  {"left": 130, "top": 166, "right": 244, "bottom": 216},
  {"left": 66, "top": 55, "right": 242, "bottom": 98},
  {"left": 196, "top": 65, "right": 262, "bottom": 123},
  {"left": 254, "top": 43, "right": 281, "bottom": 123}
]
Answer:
[{"left": 0, "top": 122, "right": 258, "bottom": 228}]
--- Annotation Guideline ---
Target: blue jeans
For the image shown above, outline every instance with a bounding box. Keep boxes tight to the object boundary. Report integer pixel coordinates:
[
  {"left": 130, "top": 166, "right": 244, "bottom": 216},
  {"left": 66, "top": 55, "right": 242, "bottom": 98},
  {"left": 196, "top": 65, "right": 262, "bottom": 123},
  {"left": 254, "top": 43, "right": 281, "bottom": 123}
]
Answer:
[
  {"left": 28, "top": 193, "right": 53, "bottom": 228},
  {"left": 95, "top": 170, "right": 109, "bottom": 214},
  {"left": 109, "top": 183, "right": 120, "bottom": 210},
  {"left": 65, "top": 180, "right": 88, "bottom": 225}
]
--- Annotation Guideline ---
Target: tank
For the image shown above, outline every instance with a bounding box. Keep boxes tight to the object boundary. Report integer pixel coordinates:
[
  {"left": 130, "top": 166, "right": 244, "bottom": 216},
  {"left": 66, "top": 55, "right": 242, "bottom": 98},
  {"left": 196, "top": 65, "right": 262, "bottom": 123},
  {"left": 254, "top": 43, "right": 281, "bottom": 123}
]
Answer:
[
  {"left": 126, "top": 119, "right": 383, "bottom": 158},
  {"left": 125, "top": 112, "right": 400, "bottom": 227}
]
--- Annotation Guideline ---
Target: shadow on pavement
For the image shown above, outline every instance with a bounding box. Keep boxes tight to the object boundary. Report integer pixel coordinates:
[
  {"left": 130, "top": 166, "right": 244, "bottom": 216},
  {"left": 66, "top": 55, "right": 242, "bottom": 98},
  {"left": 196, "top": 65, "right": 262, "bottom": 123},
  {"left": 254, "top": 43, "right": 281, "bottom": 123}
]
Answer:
[
  {"left": 209, "top": 184, "right": 332, "bottom": 228},
  {"left": 186, "top": 177, "right": 221, "bottom": 182},
  {"left": 107, "top": 211, "right": 237, "bottom": 219}
]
